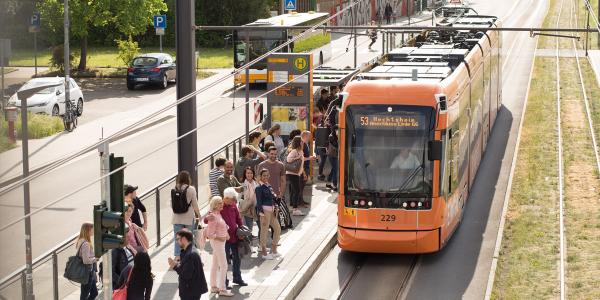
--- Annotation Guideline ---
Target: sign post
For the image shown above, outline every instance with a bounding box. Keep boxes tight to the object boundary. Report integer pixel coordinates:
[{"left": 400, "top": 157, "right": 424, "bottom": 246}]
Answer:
[
  {"left": 154, "top": 15, "right": 167, "bottom": 53},
  {"left": 266, "top": 53, "right": 313, "bottom": 140},
  {"left": 29, "top": 13, "right": 41, "bottom": 77},
  {"left": 0, "top": 39, "right": 10, "bottom": 110}
]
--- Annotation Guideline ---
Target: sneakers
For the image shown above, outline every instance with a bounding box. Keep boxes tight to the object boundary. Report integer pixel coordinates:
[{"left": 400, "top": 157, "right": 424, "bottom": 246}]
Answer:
[
  {"left": 219, "top": 290, "right": 234, "bottom": 297},
  {"left": 233, "top": 280, "right": 248, "bottom": 286},
  {"left": 271, "top": 252, "right": 282, "bottom": 258},
  {"left": 262, "top": 253, "right": 274, "bottom": 260},
  {"left": 292, "top": 209, "right": 305, "bottom": 216},
  {"left": 317, "top": 174, "right": 326, "bottom": 181}
]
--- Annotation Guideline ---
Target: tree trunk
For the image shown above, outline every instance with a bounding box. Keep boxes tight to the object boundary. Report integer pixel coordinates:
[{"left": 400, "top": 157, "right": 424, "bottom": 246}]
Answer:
[{"left": 78, "top": 36, "right": 87, "bottom": 71}]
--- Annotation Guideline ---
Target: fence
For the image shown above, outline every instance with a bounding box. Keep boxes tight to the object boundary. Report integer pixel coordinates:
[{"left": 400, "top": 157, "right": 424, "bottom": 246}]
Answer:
[{"left": 0, "top": 126, "right": 259, "bottom": 300}]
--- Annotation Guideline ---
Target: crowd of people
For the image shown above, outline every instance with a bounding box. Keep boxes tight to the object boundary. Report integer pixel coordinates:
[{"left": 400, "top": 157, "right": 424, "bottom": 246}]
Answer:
[{"left": 75, "top": 83, "right": 345, "bottom": 300}]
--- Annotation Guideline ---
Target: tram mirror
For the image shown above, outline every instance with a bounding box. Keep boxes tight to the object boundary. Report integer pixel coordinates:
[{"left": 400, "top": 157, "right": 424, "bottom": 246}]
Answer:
[{"left": 428, "top": 140, "right": 442, "bottom": 161}]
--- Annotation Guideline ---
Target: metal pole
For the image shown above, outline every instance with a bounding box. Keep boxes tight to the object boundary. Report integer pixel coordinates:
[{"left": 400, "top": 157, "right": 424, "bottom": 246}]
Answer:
[
  {"left": 159, "top": 35, "right": 163, "bottom": 53},
  {"left": 99, "top": 141, "right": 112, "bottom": 300},
  {"left": 176, "top": 0, "right": 198, "bottom": 189},
  {"left": 155, "top": 188, "right": 161, "bottom": 246},
  {"left": 598, "top": 0, "right": 600, "bottom": 48},
  {"left": 52, "top": 252, "right": 58, "bottom": 300},
  {"left": 34, "top": 32, "right": 37, "bottom": 77},
  {"left": 353, "top": 6, "right": 357, "bottom": 68},
  {"left": 382, "top": 30, "right": 385, "bottom": 54},
  {"left": 1, "top": 45, "right": 4, "bottom": 110},
  {"left": 64, "top": 0, "right": 70, "bottom": 118},
  {"left": 586, "top": 9, "right": 590, "bottom": 56},
  {"left": 245, "top": 30, "right": 250, "bottom": 143},
  {"left": 21, "top": 81, "right": 34, "bottom": 300}
]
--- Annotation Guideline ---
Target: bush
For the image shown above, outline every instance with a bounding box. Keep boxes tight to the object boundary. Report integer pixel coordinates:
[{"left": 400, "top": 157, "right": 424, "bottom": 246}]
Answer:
[
  {"left": 116, "top": 38, "right": 140, "bottom": 67},
  {"left": 1, "top": 112, "right": 64, "bottom": 140},
  {"left": 49, "top": 45, "right": 76, "bottom": 72}
]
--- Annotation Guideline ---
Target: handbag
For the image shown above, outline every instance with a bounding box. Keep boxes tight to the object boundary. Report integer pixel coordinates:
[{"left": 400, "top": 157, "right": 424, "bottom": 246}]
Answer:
[
  {"left": 64, "top": 241, "right": 92, "bottom": 284},
  {"left": 134, "top": 226, "right": 149, "bottom": 251},
  {"left": 236, "top": 225, "right": 252, "bottom": 240},
  {"left": 284, "top": 155, "right": 302, "bottom": 173},
  {"left": 112, "top": 267, "right": 132, "bottom": 300},
  {"left": 195, "top": 226, "right": 207, "bottom": 250}
]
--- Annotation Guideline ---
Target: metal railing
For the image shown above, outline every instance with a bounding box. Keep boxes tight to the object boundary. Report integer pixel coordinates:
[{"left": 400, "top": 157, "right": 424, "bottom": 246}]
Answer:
[{"left": 0, "top": 125, "right": 259, "bottom": 300}]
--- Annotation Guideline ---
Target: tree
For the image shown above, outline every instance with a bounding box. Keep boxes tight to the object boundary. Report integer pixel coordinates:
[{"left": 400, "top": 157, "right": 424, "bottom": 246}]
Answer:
[{"left": 38, "top": 0, "right": 166, "bottom": 71}]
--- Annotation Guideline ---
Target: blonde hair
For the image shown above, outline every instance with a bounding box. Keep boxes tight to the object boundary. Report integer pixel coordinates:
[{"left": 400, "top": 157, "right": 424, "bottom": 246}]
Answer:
[
  {"left": 77, "top": 222, "right": 94, "bottom": 249},
  {"left": 209, "top": 196, "right": 224, "bottom": 211}
]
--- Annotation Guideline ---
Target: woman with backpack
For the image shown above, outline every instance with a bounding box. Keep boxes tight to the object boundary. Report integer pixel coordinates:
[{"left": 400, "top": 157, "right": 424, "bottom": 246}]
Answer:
[
  {"left": 76, "top": 222, "right": 98, "bottom": 300},
  {"left": 115, "top": 251, "right": 154, "bottom": 300},
  {"left": 172, "top": 171, "right": 200, "bottom": 259}
]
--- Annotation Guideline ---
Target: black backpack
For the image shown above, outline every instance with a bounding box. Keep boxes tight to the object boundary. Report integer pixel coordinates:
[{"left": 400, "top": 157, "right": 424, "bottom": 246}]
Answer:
[
  {"left": 258, "top": 134, "right": 273, "bottom": 152},
  {"left": 171, "top": 186, "right": 191, "bottom": 214}
]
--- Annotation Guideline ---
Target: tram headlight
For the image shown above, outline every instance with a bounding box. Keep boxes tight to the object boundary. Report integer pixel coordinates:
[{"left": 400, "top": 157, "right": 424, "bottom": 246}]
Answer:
[
  {"left": 417, "top": 202, "right": 423, "bottom": 207},
  {"left": 402, "top": 202, "right": 408, "bottom": 208},
  {"left": 354, "top": 200, "right": 359, "bottom": 205},
  {"left": 367, "top": 201, "right": 373, "bottom": 207}
]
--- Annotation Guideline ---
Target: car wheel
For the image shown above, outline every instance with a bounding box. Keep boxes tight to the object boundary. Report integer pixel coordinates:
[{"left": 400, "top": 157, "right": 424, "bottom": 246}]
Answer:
[
  {"left": 52, "top": 105, "right": 60, "bottom": 117},
  {"left": 127, "top": 81, "right": 135, "bottom": 90},
  {"left": 161, "top": 74, "right": 168, "bottom": 89},
  {"left": 77, "top": 98, "right": 83, "bottom": 116}
]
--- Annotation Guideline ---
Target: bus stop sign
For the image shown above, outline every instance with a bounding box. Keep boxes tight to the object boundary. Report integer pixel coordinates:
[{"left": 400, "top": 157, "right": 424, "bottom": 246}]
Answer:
[{"left": 266, "top": 53, "right": 313, "bottom": 136}]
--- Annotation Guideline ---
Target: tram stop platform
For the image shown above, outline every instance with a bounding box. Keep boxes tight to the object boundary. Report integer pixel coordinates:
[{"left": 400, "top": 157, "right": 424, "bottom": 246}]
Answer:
[{"left": 65, "top": 182, "right": 339, "bottom": 300}]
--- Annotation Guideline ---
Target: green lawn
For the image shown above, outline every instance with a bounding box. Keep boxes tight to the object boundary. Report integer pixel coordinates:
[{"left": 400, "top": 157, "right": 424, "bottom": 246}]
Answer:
[
  {"left": 9, "top": 47, "right": 233, "bottom": 69},
  {"left": 0, "top": 112, "right": 63, "bottom": 153},
  {"left": 293, "top": 33, "right": 331, "bottom": 53}
]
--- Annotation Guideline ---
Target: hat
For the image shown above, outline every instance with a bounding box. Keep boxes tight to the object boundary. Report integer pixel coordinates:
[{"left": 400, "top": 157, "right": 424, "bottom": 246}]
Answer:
[{"left": 124, "top": 184, "right": 138, "bottom": 195}]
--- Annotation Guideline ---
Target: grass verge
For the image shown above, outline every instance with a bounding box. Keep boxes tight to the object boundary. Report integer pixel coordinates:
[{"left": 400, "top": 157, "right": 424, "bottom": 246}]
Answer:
[
  {"left": 491, "top": 57, "right": 560, "bottom": 299},
  {"left": 0, "top": 112, "right": 63, "bottom": 140},
  {"left": 293, "top": 33, "right": 332, "bottom": 53},
  {"left": 9, "top": 47, "right": 233, "bottom": 69}
]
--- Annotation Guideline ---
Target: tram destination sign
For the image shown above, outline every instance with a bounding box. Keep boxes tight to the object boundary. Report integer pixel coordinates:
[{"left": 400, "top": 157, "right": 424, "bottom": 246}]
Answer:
[{"left": 356, "top": 113, "right": 425, "bottom": 130}]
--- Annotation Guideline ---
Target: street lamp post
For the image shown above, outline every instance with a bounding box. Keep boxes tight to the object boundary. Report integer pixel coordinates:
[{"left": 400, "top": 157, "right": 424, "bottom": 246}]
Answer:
[
  {"left": 64, "top": 0, "right": 70, "bottom": 117},
  {"left": 16, "top": 82, "right": 61, "bottom": 300}
]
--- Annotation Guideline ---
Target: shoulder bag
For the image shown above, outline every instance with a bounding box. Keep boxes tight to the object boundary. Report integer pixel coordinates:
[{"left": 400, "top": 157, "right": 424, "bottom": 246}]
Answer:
[
  {"left": 112, "top": 267, "right": 133, "bottom": 300},
  {"left": 64, "top": 241, "right": 92, "bottom": 284},
  {"left": 284, "top": 151, "right": 302, "bottom": 173}
]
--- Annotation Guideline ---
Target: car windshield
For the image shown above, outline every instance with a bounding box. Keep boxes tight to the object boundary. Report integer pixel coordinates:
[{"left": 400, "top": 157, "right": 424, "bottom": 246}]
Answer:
[
  {"left": 132, "top": 57, "right": 158, "bottom": 67},
  {"left": 20, "top": 81, "right": 58, "bottom": 94},
  {"left": 345, "top": 105, "right": 435, "bottom": 196}
]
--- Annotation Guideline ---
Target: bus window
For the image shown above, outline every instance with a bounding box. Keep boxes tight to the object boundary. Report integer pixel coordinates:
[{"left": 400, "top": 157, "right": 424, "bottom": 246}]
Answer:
[{"left": 345, "top": 105, "right": 435, "bottom": 198}]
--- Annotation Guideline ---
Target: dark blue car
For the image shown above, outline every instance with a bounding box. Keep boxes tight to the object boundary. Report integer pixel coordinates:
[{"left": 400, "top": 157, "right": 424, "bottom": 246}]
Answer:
[{"left": 127, "top": 53, "right": 176, "bottom": 90}]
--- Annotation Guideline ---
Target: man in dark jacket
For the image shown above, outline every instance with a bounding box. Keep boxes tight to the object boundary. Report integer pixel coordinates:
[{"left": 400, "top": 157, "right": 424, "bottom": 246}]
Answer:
[
  {"left": 168, "top": 230, "right": 208, "bottom": 300},
  {"left": 110, "top": 242, "right": 136, "bottom": 289}
]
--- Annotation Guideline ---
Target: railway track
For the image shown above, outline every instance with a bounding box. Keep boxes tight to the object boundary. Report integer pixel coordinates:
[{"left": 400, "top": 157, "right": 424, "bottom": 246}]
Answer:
[
  {"left": 333, "top": 254, "right": 419, "bottom": 300},
  {"left": 554, "top": 0, "right": 597, "bottom": 298}
]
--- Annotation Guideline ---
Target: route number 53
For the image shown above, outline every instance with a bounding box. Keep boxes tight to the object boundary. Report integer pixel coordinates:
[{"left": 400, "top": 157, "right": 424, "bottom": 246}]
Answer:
[{"left": 380, "top": 214, "right": 396, "bottom": 222}]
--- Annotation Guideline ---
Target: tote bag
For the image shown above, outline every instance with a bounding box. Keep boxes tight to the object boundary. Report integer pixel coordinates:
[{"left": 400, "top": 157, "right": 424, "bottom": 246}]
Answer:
[
  {"left": 63, "top": 241, "right": 92, "bottom": 284},
  {"left": 112, "top": 268, "right": 132, "bottom": 300}
]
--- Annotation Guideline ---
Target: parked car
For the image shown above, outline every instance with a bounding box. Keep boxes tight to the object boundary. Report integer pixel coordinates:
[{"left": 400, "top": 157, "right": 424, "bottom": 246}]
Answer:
[
  {"left": 7, "top": 77, "right": 85, "bottom": 116},
  {"left": 127, "top": 53, "right": 176, "bottom": 90}
]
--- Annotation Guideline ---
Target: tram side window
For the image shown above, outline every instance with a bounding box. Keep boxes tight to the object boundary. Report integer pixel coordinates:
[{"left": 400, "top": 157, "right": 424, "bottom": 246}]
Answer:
[{"left": 448, "top": 125, "right": 460, "bottom": 194}]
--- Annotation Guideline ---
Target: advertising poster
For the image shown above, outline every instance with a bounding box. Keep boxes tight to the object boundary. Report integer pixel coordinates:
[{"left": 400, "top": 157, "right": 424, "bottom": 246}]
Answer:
[{"left": 271, "top": 105, "right": 308, "bottom": 135}]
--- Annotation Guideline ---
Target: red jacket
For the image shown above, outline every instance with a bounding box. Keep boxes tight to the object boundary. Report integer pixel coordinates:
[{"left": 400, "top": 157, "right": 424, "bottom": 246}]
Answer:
[{"left": 221, "top": 203, "right": 243, "bottom": 243}]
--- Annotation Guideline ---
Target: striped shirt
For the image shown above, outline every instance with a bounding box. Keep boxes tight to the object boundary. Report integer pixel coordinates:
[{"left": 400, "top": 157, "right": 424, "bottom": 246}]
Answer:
[{"left": 209, "top": 167, "right": 224, "bottom": 197}]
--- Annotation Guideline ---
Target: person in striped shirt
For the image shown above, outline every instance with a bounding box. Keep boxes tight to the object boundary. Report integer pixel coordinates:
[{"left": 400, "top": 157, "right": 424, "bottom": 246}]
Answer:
[{"left": 210, "top": 158, "right": 227, "bottom": 197}]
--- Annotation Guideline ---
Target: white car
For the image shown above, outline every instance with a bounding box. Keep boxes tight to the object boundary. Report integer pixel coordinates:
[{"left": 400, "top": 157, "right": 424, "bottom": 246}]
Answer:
[{"left": 7, "top": 77, "right": 85, "bottom": 116}]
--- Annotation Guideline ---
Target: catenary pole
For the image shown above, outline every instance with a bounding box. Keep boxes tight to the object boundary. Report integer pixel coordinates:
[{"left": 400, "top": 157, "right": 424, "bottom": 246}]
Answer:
[{"left": 175, "top": 0, "right": 198, "bottom": 188}]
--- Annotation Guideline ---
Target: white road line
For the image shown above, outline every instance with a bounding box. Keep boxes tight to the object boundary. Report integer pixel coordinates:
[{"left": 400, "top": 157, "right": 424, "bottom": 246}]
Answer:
[{"left": 555, "top": 0, "right": 566, "bottom": 298}]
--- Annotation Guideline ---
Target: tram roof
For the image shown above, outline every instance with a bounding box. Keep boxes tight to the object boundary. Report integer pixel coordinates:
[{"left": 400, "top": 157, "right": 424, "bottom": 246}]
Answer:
[{"left": 245, "top": 12, "right": 329, "bottom": 27}]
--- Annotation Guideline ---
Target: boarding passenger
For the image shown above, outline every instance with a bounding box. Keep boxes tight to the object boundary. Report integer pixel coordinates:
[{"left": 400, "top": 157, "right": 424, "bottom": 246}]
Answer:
[
  {"left": 205, "top": 197, "right": 234, "bottom": 297},
  {"left": 286, "top": 136, "right": 305, "bottom": 216},
  {"left": 124, "top": 184, "right": 148, "bottom": 230},
  {"left": 167, "top": 230, "right": 209, "bottom": 300},
  {"left": 265, "top": 124, "right": 286, "bottom": 161},
  {"left": 222, "top": 188, "right": 248, "bottom": 287},
  {"left": 116, "top": 251, "right": 153, "bottom": 300},
  {"left": 255, "top": 169, "right": 282, "bottom": 260},
  {"left": 172, "top": 171, "right": 201, "bottom": 259},
  {"left": 217, "top": 160, "right": 243, "bottom": 198},
  {"left": 76, "top": 222, "right": 98, "bottom": 300},
  {"left": 209, "top": 158, "right": 227, "bottom": 197}
]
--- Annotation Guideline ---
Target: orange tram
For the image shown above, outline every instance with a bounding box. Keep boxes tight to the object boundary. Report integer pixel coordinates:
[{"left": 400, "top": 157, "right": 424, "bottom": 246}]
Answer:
[{"left": 337, "top": 14, "right": 502, "bottom": 253}]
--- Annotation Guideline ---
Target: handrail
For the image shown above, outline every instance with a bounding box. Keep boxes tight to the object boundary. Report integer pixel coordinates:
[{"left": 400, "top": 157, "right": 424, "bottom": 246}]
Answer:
[{"left": 0, "top": 124, "right": 261, "bottom": 295}]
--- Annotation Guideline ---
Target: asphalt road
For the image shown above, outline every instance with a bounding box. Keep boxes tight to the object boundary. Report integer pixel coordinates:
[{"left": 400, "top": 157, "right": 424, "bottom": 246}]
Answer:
[
  {"left": 0, "top": 23, "right": 397, "bottom": 282},
  {"left": 296, "top": 0, "right": 550, "bottom": 299}
]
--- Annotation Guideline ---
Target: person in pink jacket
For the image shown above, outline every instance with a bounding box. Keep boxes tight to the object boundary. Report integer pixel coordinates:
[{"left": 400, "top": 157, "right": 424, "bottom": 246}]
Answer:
[{"left": 205, "top": 196, "right": 234, "bottom": 297}]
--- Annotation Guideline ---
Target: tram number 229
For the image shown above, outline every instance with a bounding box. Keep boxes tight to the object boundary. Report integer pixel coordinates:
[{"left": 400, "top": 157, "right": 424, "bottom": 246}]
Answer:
[{"left": 380, "top": 214, "right": 396, "bottom": 222}]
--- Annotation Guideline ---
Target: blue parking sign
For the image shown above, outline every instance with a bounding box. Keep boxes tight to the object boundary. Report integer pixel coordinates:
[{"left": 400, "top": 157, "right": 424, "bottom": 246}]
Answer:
[
  {"left": 29, "top": 13, "right": 41, "bottom": 33},
  {"left": 154, "top": 15, "right": 167, "bottom": 29}
]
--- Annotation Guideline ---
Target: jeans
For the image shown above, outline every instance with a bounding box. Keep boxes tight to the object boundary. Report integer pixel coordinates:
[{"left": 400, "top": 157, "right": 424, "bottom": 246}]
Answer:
[
  {"left": 225, "top": 242, "right": 242, "bottom": 282},
  {"left": 318, "top": 148, "right": 328, "bottom": 176},
  {"left": 329, "top": 156, "right": 338, "bottom": 187},
  {"left": 286, "top": 174, "right": 301, "bottom": 208},
  {"left": 173, "top": 223, "right": 195, "bottom": 256},
  {"left": 80, "top": 270, "right": 97, "bottom": 300}
]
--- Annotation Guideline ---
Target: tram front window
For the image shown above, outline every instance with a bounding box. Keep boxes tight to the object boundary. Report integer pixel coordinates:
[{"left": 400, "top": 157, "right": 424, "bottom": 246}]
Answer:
[{"left": 345, "top": 105, "right": 435, "bottom": 196}]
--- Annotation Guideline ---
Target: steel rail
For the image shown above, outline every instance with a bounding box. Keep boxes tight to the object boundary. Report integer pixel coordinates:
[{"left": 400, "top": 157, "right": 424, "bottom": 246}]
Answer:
[{"left": 196, "top": 25, "right": 598, "bottom": 32}]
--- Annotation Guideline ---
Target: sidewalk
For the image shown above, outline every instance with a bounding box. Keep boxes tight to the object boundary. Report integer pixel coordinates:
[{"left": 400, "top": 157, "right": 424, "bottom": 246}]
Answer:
[{"left": 64, "top": 182, "right": 339, "bottom": 300}]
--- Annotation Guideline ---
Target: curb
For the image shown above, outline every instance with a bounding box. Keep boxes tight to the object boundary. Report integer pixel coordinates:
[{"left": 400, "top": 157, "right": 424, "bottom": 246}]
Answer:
[{"left": 277, "top": 228, "right": 337, "bottom": 300}]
